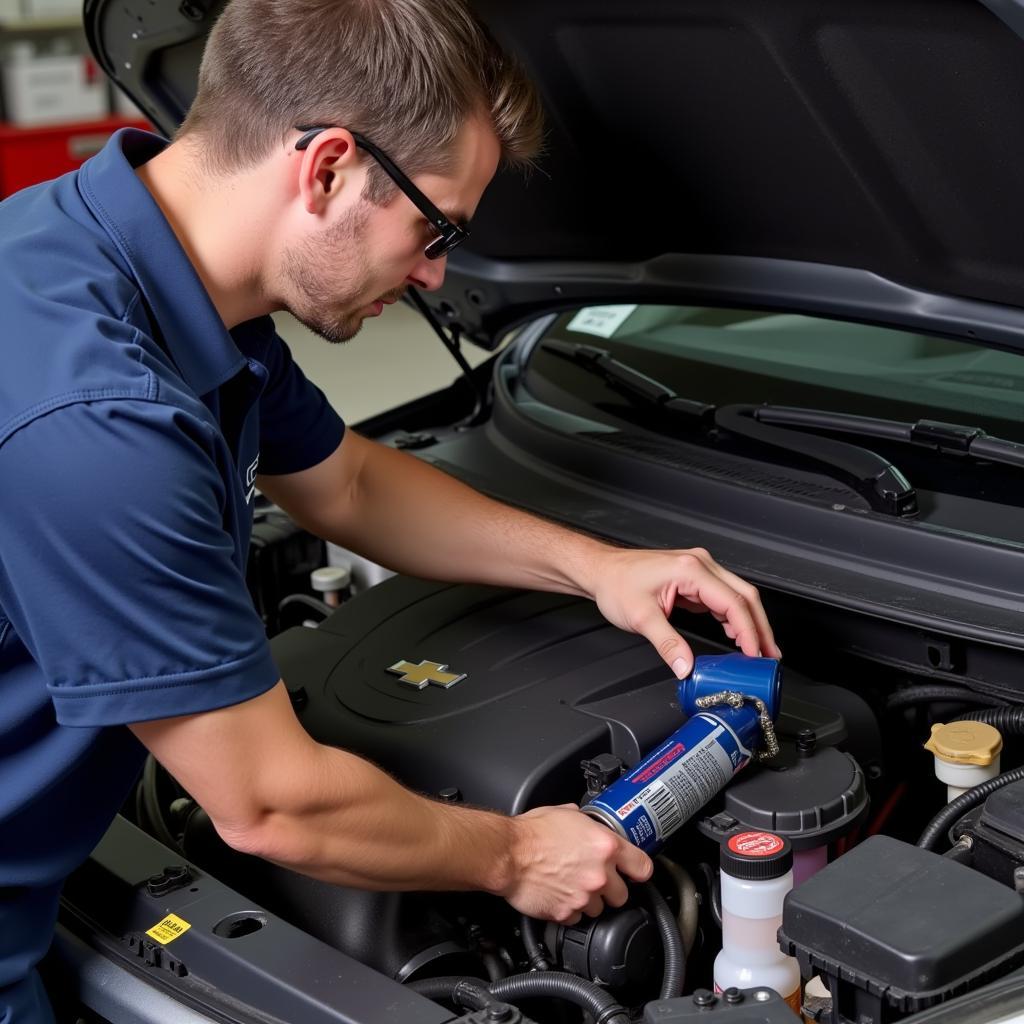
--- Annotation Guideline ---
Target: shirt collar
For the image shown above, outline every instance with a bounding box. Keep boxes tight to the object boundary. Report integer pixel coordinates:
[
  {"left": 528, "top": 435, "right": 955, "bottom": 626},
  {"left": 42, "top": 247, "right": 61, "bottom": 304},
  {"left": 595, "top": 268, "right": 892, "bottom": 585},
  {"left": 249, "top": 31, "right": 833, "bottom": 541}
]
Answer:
[{"left": 78, "top": 128, "right": 249, "bottom": 396}]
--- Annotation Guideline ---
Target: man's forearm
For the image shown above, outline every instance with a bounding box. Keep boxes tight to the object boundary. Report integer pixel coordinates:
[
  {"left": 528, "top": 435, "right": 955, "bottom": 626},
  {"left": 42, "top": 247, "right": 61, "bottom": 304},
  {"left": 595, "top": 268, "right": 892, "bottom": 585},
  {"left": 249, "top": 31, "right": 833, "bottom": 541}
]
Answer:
[
  {"left": 288, "top": 433, "right": 610, "bottom": 597},
  {"left": 259, "top": 432, "right": 782, "bottom": 677},
  {"left": 220, "top": 739, "right": 518, "bottom": 893}
]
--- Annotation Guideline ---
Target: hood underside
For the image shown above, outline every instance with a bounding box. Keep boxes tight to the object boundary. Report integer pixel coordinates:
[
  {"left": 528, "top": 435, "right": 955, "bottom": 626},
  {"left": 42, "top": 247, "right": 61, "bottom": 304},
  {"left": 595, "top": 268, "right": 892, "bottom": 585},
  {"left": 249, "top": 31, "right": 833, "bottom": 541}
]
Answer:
[{"left": 86, "top": 0, "right": 1024, "bottom": 346}]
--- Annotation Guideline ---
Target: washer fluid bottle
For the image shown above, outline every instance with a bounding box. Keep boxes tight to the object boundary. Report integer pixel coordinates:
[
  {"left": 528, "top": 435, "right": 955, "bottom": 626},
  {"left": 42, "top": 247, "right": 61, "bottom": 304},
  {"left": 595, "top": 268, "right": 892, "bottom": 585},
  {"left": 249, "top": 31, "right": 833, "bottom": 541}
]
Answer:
[{"left": 714, "top": 831, "right": 802, "bottom": 1016}]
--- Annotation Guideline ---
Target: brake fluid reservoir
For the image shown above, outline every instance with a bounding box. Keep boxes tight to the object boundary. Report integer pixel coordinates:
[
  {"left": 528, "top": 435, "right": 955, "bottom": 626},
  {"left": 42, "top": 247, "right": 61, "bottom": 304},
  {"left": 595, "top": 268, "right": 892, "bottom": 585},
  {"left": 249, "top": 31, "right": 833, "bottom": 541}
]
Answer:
[
  {"left": 924, "top": 720, "right": 1002, "bottom": 802},
  {"left": 697, "top": 730, "right": 869, "bottom": 885},
  {"left": 714, "top": 831, "right": 802, "bottom": 1015}
]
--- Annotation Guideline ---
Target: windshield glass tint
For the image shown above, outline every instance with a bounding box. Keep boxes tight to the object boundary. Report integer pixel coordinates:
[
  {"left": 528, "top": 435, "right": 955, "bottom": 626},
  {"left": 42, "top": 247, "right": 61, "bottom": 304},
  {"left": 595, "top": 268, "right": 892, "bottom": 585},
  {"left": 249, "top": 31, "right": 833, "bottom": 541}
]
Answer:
[{"left": 526, "top": 305, "right": 1024, "bottom": 442}]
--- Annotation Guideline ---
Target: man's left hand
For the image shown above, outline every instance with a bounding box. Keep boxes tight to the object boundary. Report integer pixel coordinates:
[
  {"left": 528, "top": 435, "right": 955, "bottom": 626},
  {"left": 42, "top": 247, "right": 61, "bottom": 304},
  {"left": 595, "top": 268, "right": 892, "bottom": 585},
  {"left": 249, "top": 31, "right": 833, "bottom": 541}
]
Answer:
[{"left": 588, "top": 546, "right": 781, "bottom": 679}]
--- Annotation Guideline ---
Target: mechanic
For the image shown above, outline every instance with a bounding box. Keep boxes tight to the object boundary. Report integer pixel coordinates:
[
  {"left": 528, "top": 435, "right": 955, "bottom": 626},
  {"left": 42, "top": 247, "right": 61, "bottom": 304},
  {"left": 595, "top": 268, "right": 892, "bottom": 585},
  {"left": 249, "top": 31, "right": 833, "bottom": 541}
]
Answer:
[{"left": 0, "top": 1, "right": 781, "bottom": 1021}]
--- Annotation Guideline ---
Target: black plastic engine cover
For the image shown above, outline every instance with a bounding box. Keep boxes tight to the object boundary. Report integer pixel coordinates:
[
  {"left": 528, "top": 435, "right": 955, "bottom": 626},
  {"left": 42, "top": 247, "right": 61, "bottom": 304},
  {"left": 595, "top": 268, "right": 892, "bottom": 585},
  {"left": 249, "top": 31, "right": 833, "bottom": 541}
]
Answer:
[{"left": 270, "top": 576, "right": 858, "bottom": 814}]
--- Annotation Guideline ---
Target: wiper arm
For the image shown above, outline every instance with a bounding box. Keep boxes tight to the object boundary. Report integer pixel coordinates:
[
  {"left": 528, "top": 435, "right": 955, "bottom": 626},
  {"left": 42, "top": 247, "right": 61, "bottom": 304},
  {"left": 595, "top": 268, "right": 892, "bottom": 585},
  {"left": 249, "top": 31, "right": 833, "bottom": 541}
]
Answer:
[
  {"left": 542, "top": 341, "right": 917, "bottom": 516},
  {"left": 540, "top": 340, "right": 715, "bottom": 426},
  {"left": 716, "top": 404, "right": 919, "bottom": 517},
  {"left": 753, "top": 405, "right": 1024, "bottom": 472}
]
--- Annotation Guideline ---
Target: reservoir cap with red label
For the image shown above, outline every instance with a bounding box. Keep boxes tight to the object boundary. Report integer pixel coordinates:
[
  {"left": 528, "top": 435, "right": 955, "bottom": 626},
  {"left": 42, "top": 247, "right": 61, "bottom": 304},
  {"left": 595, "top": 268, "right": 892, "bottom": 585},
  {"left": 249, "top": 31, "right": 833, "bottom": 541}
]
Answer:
[{"left": 721, "top": 831, "right": 793, "bottom": 880}]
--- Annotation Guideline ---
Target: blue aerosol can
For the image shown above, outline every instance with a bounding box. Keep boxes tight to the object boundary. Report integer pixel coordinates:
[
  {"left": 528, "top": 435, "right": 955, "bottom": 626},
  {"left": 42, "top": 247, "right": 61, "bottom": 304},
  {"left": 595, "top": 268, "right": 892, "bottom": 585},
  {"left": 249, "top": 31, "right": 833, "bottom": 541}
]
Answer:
[{"left": 581, "top": 654, "right": 781, "bottom": 854}]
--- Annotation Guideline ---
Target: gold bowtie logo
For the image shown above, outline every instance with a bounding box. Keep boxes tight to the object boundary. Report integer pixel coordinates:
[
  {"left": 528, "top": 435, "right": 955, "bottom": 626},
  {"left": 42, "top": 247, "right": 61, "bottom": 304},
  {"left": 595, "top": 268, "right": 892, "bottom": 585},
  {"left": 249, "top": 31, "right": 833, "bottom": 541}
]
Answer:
[{"left": 387, "top": 660, "right": 467, "bottom": 690}]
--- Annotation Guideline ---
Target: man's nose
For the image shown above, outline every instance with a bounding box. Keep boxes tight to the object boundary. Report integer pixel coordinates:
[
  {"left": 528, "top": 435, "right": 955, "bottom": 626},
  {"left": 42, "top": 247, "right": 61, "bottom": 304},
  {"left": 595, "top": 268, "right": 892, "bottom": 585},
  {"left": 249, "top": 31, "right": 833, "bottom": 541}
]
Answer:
[{"left": 406, "top": 253, "right": 447, "bottom": 292}]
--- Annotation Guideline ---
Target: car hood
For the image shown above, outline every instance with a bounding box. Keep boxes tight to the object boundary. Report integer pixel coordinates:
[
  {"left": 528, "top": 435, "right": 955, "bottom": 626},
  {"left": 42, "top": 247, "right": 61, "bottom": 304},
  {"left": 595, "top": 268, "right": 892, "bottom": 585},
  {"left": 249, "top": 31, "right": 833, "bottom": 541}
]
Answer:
[{"left": 86, "top": 0, "right": 1024, "bottom": 349}]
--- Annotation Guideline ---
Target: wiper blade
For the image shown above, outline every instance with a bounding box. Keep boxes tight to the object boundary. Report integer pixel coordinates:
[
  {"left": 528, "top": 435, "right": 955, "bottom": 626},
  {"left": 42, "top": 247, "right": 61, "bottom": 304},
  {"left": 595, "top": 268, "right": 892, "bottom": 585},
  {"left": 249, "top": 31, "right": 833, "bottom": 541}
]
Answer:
[
  {"left": 716, "top": 404, "right": 919, "bottom": 517},
  {"left": 540, "top": 340, "right": 715, "bottom": 426},
  {"left": 754, "top": 406, "right": 1024, "bottom": 472},
  {"left": 541, "top": 341, "right": 917, "bottom": 516}
]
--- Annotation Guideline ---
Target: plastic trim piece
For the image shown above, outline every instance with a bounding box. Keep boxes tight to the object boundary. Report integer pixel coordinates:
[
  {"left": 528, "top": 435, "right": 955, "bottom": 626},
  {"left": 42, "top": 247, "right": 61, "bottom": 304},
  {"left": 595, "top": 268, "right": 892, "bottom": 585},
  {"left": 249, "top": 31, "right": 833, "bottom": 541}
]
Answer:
[{"left": 430, "top": 252, "right": 1024, "bottom": 353}]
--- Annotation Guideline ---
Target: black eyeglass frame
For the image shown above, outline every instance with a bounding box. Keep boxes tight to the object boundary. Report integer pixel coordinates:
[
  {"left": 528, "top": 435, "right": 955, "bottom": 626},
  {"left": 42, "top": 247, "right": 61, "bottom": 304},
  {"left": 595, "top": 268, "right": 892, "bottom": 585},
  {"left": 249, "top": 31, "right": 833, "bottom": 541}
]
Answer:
[{"left": 294, "top": 126, "right": 470, "bottom": 260}]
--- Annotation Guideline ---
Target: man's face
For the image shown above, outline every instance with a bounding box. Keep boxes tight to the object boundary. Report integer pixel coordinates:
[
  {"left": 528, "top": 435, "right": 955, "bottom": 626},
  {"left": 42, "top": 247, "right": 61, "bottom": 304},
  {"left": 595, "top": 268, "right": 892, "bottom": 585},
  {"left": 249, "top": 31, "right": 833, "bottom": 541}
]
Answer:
[{"left": 278, "top": 117, "right": 501, "bottom": 344}]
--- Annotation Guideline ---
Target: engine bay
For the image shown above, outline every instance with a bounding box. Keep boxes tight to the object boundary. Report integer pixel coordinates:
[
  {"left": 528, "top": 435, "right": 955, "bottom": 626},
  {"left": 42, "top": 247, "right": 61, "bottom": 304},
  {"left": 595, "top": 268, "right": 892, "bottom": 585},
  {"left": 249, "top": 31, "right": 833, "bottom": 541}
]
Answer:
[{"left": 129, "top": 572, "right": 1024, "bottom": 1024}]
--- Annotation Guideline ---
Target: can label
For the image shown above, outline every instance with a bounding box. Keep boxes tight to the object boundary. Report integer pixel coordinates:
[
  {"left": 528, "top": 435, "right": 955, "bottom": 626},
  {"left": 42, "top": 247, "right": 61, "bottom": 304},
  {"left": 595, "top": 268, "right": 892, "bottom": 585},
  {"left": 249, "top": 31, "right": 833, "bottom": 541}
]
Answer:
[{"left": 587, "top": 712, "right": 752, "bottom": 852}]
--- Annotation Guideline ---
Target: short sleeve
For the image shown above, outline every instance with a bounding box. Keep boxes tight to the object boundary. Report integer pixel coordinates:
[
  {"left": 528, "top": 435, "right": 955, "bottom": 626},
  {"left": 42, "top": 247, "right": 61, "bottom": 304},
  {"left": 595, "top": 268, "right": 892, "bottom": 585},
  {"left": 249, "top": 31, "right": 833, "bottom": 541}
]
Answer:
[
  {"left": 252, "top": 328, "right": 345, "bottom": 476},
  {"left": 0, "top": 399, "right": 280, "bottom": 726}
]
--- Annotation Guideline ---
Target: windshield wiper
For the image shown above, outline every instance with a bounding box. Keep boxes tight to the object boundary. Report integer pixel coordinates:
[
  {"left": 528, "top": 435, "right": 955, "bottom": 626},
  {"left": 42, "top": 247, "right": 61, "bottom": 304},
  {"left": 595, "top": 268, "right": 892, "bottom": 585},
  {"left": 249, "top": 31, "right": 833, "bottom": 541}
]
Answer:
[
  {"left": 540, "top": 339, "right": 714, "bottom": 426},
  {"left": 753, "top": 405, "right": 1024, "bottom": 472},
  {"left": 716, "top": 405, "right": 918, "bottom": 517},
  {"left": 540, "top": 340, "right": 918, "bottom": 517}
]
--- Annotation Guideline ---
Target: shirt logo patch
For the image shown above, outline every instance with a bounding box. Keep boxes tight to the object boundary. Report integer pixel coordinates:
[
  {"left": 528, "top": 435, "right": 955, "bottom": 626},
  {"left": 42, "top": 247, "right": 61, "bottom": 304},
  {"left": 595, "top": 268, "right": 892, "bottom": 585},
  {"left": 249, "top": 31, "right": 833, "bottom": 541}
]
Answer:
[{"left": 245, "top": 454, "right": 260, "bottom": 504}]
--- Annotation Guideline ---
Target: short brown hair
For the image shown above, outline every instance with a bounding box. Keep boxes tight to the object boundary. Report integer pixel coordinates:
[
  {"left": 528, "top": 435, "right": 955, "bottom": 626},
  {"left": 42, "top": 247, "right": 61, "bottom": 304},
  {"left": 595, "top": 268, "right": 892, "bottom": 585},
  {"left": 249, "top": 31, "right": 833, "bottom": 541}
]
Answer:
[{"left": 179, "top": 0, "right": 544, "bottom": 201}]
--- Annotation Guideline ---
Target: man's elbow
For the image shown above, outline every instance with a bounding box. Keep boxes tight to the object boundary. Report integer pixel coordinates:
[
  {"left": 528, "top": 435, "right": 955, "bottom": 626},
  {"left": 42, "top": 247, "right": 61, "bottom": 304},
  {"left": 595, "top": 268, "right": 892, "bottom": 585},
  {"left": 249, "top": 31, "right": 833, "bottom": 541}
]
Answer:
[{"left": 213, "top": 809, "right": 317, "bottom": 867}]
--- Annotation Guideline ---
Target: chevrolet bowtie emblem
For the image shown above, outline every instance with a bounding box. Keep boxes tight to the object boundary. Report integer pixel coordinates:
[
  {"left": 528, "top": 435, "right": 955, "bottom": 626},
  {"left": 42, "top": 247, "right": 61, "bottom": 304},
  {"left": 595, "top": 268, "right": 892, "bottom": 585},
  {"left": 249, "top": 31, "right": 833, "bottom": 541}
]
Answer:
[{"left": 387, "top": 660, "right": 467, "bottom": 690}]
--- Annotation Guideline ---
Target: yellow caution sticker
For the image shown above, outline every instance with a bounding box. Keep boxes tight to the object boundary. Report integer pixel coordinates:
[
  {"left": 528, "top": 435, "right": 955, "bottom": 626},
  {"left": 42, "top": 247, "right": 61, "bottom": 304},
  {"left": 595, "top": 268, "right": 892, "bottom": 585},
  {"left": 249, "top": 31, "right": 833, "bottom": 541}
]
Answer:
[{"left": 145, "top": 913, "right": 192, "bottom": 945}]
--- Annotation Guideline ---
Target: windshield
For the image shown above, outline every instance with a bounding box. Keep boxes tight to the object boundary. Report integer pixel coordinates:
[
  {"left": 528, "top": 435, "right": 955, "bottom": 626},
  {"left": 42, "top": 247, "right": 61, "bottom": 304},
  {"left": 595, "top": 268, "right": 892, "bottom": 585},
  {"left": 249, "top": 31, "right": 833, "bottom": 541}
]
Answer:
[{"left": 525, "top": 305, "right": 1024, "bottom": 443}]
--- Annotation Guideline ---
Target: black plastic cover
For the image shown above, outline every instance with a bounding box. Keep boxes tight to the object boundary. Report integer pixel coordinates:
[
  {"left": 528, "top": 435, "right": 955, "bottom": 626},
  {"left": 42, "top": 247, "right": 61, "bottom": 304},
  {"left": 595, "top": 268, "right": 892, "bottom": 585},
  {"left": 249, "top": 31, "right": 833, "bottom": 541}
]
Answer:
[
  {"left": 642, "top": 987, "right": 793, "bottom": 1022},
  {"left": 59, "top": 816, "right": 453, "bottom": 1024},
  {"left": 779, "top": 835, "right": 1024, "bottom": 1019},
  {"left": 980, "top": 778, "right": 1024, "bottom": 843},
  {"left": 270, "top": 576, "right": 853, "bottom": 814},
  {"left": 711, "top": 747, "right": 868, "bottom": 850}
]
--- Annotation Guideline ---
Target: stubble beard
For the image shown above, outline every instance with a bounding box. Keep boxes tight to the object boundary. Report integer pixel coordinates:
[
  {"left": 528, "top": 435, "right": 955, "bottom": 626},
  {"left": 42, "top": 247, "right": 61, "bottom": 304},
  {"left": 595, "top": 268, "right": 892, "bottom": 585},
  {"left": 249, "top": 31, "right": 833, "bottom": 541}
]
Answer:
[{"left": 280, "top": 202, "right": 375, "bottom": 344}]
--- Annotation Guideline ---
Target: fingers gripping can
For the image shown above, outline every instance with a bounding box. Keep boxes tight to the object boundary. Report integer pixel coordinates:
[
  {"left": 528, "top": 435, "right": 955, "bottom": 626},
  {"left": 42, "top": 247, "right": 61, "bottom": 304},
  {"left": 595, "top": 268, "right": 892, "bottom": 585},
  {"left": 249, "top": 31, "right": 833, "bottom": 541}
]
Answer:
[{"left": 582, "top": 655, "right": 781, "bottom": 854}]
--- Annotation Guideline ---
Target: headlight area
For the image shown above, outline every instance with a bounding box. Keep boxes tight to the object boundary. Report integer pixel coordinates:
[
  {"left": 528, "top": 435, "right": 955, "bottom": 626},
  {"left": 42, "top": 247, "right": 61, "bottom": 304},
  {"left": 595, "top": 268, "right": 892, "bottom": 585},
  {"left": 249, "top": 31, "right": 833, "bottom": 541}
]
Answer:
[{"left": 118, "top": 573, "right": 1024, "bottom": 1024}]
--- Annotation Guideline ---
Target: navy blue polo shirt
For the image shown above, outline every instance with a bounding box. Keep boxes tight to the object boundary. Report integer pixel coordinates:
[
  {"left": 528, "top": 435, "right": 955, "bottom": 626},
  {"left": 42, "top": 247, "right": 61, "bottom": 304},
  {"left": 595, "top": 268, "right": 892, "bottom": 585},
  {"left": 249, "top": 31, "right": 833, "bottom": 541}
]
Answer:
[{"left": 0, "top": 129, "right": 345, "bottom": 1023}]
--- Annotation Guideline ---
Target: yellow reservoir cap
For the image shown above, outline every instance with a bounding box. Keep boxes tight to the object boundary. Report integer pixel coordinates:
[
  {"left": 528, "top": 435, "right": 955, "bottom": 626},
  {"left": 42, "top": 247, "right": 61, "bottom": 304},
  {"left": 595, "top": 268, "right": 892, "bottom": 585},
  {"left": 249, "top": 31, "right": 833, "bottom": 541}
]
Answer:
[{"left": 924, "top": 720, "right": 1003, "bottom": 766}]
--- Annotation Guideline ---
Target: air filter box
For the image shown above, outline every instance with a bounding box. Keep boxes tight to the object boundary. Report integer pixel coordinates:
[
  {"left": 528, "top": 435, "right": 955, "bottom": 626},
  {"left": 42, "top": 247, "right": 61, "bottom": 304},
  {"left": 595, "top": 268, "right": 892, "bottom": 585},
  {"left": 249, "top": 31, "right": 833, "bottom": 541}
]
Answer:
[{"left": 778, "top": 835, "right": 1024, "bottom": 1024}]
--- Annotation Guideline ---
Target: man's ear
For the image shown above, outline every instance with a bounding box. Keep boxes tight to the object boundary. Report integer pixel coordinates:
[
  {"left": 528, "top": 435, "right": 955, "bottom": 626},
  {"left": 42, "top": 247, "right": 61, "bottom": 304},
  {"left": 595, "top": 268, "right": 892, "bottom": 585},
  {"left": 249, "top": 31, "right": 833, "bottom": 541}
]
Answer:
[{"left": 294, "top": 129, "right": 360, "bottom": 215}]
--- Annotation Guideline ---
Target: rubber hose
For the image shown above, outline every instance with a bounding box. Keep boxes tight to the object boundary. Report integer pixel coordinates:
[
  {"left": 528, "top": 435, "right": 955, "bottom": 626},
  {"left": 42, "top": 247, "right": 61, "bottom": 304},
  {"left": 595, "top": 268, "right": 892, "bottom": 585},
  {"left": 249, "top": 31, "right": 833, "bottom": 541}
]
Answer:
[
  {"left": 885, "top": 686, "right": 1007, "bottom": 710},
  {"left": 489, "top": 972, "right": 630, "bottom": 1024},
  {"left": 481, "top": 949, "right": 509, "bottom": 982},
  {"left": 710, "top": 874, "right": 722, "bottom": 930},
  {"left": 644, "top": 880, "right": 686, "bottom": 999},
  {"left": 957, "top": 707, "right": 1024, "bottom": 733},
  {"left": 407, "top": 976, "right": 493, "bottom": 1011},
  {"left": 142, "top": 756, "right": 180, "bottom": 852},
  {"left": 917, "top": 765, "right": 1024, "bottom": 850},
  {"left": 657, "top": 856, "right": 700, "bottom": 956},
  {"left": 520, "top": 914, "right": 551, "bottom": 971}
]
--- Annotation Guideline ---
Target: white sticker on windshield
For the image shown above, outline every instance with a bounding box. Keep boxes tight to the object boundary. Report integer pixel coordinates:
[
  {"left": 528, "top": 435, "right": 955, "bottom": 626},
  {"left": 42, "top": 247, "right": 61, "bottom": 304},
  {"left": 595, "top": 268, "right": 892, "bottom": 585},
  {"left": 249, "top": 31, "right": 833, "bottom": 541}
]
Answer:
[{"left": 566, "top": 305, "right": 638, "bottom": 339}]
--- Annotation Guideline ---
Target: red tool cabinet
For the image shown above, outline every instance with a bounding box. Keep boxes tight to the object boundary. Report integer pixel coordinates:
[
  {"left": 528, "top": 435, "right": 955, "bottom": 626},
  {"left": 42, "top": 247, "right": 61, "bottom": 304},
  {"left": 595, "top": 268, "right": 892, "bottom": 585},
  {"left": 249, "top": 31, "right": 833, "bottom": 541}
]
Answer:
[{"left": 0, "top": 115, "right": 150, "bottom": 198}]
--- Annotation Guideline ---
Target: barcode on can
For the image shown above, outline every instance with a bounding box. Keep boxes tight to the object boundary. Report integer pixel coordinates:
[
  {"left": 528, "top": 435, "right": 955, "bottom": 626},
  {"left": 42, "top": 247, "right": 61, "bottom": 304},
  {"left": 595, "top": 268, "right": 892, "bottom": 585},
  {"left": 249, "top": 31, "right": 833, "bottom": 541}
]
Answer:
[{"left": 641, "top": 780, "right": 682, "bottom": 839}]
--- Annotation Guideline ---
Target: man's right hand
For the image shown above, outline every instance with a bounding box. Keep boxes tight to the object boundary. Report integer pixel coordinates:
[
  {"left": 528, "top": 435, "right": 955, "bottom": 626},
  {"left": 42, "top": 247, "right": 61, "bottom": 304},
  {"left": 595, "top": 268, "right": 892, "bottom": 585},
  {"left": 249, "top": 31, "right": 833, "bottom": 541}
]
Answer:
[{"left": 497, "top": 804, "right": 654, "bottom": 923}]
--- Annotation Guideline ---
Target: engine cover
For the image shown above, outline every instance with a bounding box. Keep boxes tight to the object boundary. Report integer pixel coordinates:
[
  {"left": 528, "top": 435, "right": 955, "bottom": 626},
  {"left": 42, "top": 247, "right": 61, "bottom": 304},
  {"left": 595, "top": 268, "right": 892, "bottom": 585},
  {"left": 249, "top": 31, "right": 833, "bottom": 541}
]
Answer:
[{"left": 270, "top": 576, "right": 854, "bottom": 813}]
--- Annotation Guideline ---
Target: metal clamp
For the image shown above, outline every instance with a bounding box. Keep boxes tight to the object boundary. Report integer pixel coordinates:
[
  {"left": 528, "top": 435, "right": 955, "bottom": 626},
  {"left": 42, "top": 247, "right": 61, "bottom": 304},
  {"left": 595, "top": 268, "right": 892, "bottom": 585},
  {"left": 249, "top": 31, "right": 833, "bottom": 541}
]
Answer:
[{"left": 694, "top": 690, "right": 780, "bottom": 761}]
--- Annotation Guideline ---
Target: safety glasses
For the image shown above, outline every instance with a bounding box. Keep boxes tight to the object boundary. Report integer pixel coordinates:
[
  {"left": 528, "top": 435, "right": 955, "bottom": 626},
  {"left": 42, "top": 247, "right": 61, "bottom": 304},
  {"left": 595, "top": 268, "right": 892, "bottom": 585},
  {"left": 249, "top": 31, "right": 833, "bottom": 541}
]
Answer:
[{"left": 295, "top": 126, "right": 470, "bottom": 260}]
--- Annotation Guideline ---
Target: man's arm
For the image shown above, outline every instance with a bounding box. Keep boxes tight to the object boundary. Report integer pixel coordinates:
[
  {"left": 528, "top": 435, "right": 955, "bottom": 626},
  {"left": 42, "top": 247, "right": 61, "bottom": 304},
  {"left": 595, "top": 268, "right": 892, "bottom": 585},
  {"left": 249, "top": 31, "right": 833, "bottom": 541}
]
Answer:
[
  {"left": 129, "top": 681, "right": 652, "bottom": 922},
  {"left": 257, "top": 431, "right": 780, "bottom": 678}
]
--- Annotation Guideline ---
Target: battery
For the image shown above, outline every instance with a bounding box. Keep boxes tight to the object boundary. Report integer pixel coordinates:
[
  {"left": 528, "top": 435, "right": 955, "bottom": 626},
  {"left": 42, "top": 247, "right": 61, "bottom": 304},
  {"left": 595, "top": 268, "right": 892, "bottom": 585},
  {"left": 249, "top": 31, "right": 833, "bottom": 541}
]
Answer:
[{"left": 582, "top": 706, "right": 759, "bottom": 854}]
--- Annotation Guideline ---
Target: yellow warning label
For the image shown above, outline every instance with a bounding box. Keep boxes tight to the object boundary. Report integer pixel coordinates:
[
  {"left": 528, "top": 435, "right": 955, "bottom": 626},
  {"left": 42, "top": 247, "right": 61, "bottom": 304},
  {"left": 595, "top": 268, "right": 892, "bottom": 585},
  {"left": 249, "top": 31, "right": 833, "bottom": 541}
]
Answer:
[{"left": 145, "top": 914, "right": 191, "bottom": 945}]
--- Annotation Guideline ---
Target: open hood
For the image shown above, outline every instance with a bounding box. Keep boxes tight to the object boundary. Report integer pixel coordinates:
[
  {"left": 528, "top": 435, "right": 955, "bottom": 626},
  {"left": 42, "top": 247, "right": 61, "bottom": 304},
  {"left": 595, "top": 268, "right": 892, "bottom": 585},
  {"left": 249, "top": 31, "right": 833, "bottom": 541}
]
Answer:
[{"left": 86, "top": 0, "right": 1024, "bottom": 349}]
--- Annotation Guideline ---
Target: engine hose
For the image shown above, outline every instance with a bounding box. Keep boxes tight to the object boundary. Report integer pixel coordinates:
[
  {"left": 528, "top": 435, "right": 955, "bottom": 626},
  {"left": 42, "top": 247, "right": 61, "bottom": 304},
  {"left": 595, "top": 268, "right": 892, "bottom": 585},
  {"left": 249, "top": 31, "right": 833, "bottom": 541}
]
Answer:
[
  {"left": 409, "top": 972, "right": 630, "bottom": 1024},
  {"left": 957, "top": 706, "right": 1024, "bottom": 734},
  {"left": 489, "top": 972, "right": 630, "bottom": 1024},
  {"left": 142, "top": 756, "right": 181, "bottom": 852},
  {"left": 657, "top": 856, "right": 700, "bottom": 956},
  {"left": 520, "top": 914, "right": 551, "bottom": 971},
  {"left": 885, "top": 686, "right": 1007, "bottom": 710},
  {"left": 407, "top": 976, "right": 493, "bottom": 1011},
  {"left": 644, "top": 880, "right": 686, "bottom": 1000},
  {"left": 917, "top": 766, "right": 1024, "bottom": 851}
]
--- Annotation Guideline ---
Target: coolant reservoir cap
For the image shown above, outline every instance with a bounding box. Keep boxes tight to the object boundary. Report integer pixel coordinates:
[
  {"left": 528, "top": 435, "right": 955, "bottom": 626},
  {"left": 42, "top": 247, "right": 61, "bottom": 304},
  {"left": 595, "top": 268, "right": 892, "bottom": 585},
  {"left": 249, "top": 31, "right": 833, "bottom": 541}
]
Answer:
[
  {"left": 924, "top": 720, "right": 1002, "bottom": 766},
  {"left": 310, "top": 565, "right": 352, "bottom": 593},
  {"left": 721, "top": 831, "right": 793, "bottom": 880}
]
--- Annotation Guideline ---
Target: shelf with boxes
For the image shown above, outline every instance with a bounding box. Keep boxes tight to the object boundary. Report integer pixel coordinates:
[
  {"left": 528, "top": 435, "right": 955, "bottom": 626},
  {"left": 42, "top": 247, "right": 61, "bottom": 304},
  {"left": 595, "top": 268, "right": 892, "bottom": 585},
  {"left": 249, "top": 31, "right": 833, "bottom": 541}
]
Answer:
[{"left": 0, "top": 0, "right": 151, "bottom": 197}]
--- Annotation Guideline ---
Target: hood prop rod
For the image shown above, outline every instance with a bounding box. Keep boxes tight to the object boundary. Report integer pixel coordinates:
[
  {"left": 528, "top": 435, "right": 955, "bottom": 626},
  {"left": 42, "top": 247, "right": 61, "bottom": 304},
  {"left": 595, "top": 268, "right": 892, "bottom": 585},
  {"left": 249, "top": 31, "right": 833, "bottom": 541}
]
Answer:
[{"left": 407, "top": 287, "right": 486, "bottom": 426}]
